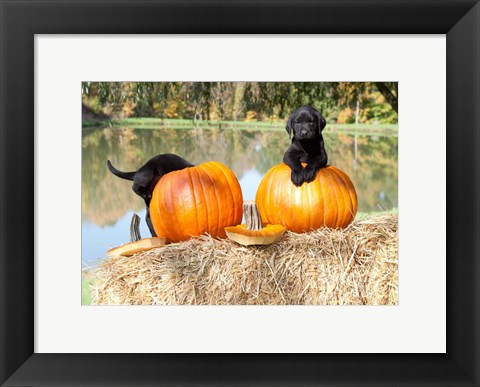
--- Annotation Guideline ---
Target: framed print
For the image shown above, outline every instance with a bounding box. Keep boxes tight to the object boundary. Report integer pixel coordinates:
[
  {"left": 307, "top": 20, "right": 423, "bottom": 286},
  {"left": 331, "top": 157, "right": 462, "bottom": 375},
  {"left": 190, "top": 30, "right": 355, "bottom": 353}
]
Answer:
[{"left": 1, "top": 1, "right": 479, "bottom": 386}]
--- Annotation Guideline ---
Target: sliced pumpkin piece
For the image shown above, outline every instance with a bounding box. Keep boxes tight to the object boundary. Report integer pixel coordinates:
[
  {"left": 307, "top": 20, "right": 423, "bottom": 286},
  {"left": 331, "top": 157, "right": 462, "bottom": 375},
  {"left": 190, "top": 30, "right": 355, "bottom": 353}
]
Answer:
[
  {"left": 107, "top": 237, "right": 166, "bottom": 257},
  {"left": 225, "top": 223, "right": 286, "bottom": 246},
  {"left": 225, "top": 201, "right": 286, "bottom": 246}
]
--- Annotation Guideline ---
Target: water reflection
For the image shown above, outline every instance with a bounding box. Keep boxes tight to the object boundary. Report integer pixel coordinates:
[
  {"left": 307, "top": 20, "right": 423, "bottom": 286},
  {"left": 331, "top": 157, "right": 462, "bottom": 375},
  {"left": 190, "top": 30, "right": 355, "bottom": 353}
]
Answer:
[{"left": 82, "top": 127, "right": 397, "bottom": 266}]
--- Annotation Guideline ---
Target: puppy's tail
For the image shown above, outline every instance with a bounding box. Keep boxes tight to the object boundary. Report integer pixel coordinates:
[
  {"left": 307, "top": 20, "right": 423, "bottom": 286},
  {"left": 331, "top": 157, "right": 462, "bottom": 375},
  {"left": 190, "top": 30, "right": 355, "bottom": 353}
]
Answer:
[{"left": 107, "top": 160, "right": 136, "bottom": 180}]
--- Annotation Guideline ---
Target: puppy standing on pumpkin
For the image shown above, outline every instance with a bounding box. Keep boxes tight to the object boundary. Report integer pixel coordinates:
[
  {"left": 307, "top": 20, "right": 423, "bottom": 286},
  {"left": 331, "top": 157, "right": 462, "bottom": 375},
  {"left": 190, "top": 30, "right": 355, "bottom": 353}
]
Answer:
[{"left": 283, "top": 105, "right": 328, "bottom": 187}]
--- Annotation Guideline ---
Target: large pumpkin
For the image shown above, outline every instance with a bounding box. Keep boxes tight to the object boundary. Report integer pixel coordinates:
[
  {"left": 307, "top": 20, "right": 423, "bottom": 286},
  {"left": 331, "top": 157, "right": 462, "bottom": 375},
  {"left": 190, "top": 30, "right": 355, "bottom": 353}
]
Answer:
[
  {"left": 150, "top": 161, "right": 243, "bottom": 242},
  {"left": 255, "top": 164, "right": 357, "bottom": 233}
]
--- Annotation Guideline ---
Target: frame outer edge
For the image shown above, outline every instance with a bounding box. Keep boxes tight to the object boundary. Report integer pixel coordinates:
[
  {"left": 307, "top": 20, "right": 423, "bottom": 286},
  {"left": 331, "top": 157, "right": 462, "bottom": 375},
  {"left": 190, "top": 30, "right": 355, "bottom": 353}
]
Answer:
[
  {"left": 447, "top": 2, "right": 480, "bottom": 385},
  {"left": 0, "top": 1, "right": 35, "bottom": 384},
  {"left": 0, "top": 0, "right": 5, "bottom": 381},
  {"left": 0, "top": 0, "right": 479, "bottom": 386}
]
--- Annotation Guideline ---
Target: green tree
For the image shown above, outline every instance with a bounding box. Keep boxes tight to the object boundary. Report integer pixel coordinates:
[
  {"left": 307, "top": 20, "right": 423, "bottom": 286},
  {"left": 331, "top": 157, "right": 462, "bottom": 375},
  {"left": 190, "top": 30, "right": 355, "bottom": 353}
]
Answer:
[{"left": 82, "top": 81, "right": 398, "bottom": 123}]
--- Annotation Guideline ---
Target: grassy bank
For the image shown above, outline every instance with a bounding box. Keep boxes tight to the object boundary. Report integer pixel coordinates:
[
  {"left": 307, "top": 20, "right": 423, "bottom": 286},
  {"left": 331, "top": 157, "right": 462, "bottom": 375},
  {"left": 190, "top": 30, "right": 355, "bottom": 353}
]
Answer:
[
  {"left": 82, "top": 271, "right": 94, "bottom": 305},
  {"left": 355, "top": 208, "right": 398, "bottom": 221},
  {"left": 82, "top": 118, "right": 398, "bottom": 136}
]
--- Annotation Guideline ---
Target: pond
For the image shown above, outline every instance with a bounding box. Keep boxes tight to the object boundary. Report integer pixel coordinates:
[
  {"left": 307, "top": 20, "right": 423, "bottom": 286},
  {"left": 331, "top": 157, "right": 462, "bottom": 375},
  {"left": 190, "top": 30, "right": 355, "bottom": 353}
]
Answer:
[{"left": 82, "top": 126, "right": 398, "bottom": 267}]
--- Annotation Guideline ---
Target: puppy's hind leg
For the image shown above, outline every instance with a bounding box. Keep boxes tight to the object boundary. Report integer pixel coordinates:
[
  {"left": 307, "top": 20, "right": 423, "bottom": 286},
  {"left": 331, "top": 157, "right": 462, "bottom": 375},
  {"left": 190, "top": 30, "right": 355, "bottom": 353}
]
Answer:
[
  {"left": 143, "top": 197, "right": 157, "bottom": 237},
  {"left": 145, "top": 209, "right": 157, "bottom": 237}
]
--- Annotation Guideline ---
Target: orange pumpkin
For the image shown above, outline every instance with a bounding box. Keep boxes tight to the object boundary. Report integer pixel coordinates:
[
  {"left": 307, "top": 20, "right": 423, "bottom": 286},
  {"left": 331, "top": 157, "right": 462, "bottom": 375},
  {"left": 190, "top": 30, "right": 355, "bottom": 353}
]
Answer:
[
  {"left": 150, "top": 161, "right": 243, "bottom": 242},
  {"left": 255, "top": 164, "right": 357, "bottom": 232}
]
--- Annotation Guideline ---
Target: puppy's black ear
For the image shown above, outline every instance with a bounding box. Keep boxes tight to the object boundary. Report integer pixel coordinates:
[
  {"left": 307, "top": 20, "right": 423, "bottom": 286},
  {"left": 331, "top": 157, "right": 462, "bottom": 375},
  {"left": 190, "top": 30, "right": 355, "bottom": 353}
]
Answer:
[
  {"left": 317, "top": 112, "right": 327, "bottom": 132},
  {"left": 286, "top": 115, "right": 294, "bottom": 139}
]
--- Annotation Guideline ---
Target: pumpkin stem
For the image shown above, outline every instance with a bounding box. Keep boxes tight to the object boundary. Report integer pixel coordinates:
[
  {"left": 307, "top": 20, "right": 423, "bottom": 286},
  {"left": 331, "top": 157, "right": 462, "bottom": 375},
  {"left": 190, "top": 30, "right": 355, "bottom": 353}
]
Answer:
[
  {"left": 130, "top": 213, "right": 141, "bottom": 242},
  {"left": 243, "top": 200, "right": 263, "bottom": 231}
]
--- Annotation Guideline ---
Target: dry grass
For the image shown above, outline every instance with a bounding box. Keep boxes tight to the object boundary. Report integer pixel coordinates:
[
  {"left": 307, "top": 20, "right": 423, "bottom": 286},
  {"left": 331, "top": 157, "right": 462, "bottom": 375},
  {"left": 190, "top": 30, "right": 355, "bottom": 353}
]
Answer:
[{"left": 91, "top": 214, "right": 398, "bottom": 305}]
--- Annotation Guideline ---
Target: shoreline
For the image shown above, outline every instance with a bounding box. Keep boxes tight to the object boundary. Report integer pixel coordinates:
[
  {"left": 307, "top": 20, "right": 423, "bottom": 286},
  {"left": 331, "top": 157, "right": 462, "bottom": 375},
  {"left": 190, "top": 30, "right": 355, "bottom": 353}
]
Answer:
[{"left": 82, "top": 118, "right": 398, "bottom": 136}]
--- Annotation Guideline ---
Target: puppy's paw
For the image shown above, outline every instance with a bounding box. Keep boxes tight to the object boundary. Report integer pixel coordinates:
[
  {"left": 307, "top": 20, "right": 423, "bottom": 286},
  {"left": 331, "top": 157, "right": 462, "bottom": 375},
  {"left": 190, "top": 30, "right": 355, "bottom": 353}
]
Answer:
[
  {"left": 291, "top": 169, "right": 305, "bottom": 187},
  {"left": 303, "top": 167, "right": 318, "bottom": 183}
]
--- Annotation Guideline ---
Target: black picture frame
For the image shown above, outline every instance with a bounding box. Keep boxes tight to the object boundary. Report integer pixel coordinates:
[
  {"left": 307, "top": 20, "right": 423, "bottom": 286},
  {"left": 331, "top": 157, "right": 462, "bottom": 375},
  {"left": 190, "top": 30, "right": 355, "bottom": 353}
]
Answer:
[{"left": 1, "top": 1, "right": 479, "bottom": 386}]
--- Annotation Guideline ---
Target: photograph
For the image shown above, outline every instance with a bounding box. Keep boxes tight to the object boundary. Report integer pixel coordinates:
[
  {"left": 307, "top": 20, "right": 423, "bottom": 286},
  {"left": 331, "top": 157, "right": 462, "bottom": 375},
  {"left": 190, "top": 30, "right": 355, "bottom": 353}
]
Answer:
[{"left": 81, "top": 81, "right": 399, "bottom": 305}]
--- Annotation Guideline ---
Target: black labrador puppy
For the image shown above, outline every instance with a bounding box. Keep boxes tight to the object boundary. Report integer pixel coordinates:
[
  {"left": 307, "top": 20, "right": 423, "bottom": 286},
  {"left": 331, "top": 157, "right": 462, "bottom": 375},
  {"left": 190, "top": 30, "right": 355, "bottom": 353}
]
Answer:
[
  {"left": 283, "top": 105, "right": 328, "bottom": 187},
  {"left": 107, "top": 154, "right": 194, "bottom": 236}
]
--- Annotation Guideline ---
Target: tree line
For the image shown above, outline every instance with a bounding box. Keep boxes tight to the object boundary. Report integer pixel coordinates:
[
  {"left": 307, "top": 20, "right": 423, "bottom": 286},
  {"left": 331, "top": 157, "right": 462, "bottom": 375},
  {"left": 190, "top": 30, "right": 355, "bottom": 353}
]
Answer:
[{"left": 82, "top": 82, "right": 398, "bottom": 124}]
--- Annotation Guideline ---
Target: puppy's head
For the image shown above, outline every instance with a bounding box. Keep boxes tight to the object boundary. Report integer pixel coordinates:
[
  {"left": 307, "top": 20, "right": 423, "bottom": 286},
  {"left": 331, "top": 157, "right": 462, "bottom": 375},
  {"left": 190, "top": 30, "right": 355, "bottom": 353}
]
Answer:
[
  {"left": 286, "top": 105, "right": 326, "bottom": 140},
  {"left": 132, "top": 168, "right": 155, "bottom": 200},
  {"left": 132, "top": 182, "right": 152, "bottom": 200}
]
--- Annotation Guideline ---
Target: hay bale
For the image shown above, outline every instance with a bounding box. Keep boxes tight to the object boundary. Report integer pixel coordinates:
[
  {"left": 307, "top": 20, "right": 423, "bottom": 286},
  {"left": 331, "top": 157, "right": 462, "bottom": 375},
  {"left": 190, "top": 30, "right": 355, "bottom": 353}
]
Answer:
[{"left": 91, "top": 214, "right": 398, "bottom": 305}]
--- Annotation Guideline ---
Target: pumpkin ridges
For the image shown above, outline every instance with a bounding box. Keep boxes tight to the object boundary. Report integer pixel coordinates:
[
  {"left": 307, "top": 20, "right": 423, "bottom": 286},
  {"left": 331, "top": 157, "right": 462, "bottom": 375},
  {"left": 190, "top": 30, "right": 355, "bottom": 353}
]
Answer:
[
  {"left": 208, "top": 161, "right": 240, "bottom": 234},
  {"left": 216, "top": 161, "right": 244, "bottom": 237},
  {"left": 198, "top": 163, "right": 221, "bottom": 238},
  {"left": 337, "top": 168, "right": 351, "bottom": 226},
  {"left": 303, "top": 178, "right": 313, "bottom": 231},
  {"left": 158, "top": 171, "right": 173, "bottom": 241},
  {"left": 150, "top": 161, "right": 243, "bottom": 243},
  {"left": 166, "top": 172, "right": 179, "bottom": 240},
  {"left": 192, "top": 166, "right": 212, "bottom": 237},
  {"left": 226, "top": 163, "right": 244, "bottom": 225},
  {"left": 314, "top": 168, "right": 325, "bottom": 230},
  {"left": 185, "top": 167, "right": 202, "bottom": 238},
  {"left": 286, "top": 166, "right": 294, "bottom": 228},
  {"left": 177, "top": 171, "right": 192, "bottom": 239},
  {"left": 274, "top": 166, "right": 284, "bottom": 224},
  {"left": 325, "top": 168, "right": 338, "bottom": 228},
  {"left": 255, "top": 163, "right": 357, "bottom": 232},
  {"left": 265, "top": 165, "right": 276, "bottom": 226},
  {"left": 294, "top": 183, "right": 306, "bottom": 232},
  {"left": 168, "top": 170, "right": 184, "bottom": 241},
  {"left": 308, "top": 171, "right": 320, "bottom": 230},
  {"left": 224, "top": 160, "right": 244, "bottom": 228},
  {"left": 350, "top": 182, "right": 358, "bottom": 217},
  {"left": 327, "top": 168, "right": 343, "bottom": 228},
  {"left": 154, "top": 172, "right": 174, "bottom": 241},
  {"left": 169, "top": 172, "right": 182, "bottom": 240},
  {"left": 332, "top": 168, "right": 351, "bottom": 227},
  {"left": 275, "top": 166, "right": 284, "bottom": 223},
  {"left": 206, "top": 162, "right": 243, "bottom": 236},
  {"left": 333, "top": 166, "right": 357, "bottom": 225},
  {"left": 332, "top": 166, "right": 354, "bottom": 227},
  {"left": 275, "top": 166, "right": 285, "bottom": 227},
  {"left": 305, "top": 176, "right": 312, "bottom": 231},
  {"left": 322, "top": 169, "right": 334, "bottom": 228},
  {"left": 331, "top": 166, "right": 358, "bottom": 227},
  {"left": 207, "top": 164, "right": 222, "bottom": 236},
  {"left": 317, "top": 170, "right": 327, "bottom": 229},
  {"left": 150, "top": 180, "right": 163, "bottom": 238},
  {"left": 260, "top": 165, "right": 273, "bottom": 225},
  {"left": 287, "top": 167, "right": 297, "bottom": 230},
  {"left": 345, "top": 170, "right": 358, "bottom": 217},
  {"left": 335, "top": 169, "right": 353, "bottom": 227},
  {"left": 255, "top": 174, "right": 264, "bottom": 224}
]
